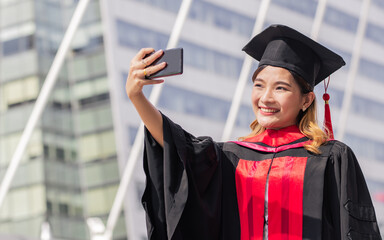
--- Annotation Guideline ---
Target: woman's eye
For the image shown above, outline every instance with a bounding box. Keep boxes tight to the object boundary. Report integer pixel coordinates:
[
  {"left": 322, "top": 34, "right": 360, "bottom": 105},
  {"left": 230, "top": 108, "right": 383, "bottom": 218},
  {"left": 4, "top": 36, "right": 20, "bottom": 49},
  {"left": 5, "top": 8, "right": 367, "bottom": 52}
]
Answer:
[
  {"left": 254, "top": 83, "right": 263, "bottom": 88},
  {"left": 276, "top": 86, "right": 287, "bottom": 91}
]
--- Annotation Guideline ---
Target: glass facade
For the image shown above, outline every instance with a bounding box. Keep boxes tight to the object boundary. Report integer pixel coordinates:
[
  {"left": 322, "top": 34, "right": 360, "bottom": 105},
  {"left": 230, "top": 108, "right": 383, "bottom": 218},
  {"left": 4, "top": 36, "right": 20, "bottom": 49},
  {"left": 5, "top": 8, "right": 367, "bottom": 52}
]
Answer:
[{"left": 0, "top": 0, "right": 125, "bottom": 239}]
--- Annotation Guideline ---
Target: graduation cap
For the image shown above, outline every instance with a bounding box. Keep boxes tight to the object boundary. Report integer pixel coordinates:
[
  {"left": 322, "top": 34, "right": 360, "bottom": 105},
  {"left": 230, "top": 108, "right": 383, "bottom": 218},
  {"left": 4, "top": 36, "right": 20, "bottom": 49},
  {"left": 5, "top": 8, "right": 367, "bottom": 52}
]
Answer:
[
  {"left": 242, "top": 24, "right": 345, "bottom": 88},
  {"left": 243, "top": 24, "right": 346, "bottom": 139}
]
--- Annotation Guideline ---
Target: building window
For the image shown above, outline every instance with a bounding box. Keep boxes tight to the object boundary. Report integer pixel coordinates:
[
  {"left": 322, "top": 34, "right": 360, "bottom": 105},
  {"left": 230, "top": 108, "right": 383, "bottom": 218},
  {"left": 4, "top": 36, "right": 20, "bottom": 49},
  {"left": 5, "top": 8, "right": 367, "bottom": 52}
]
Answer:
[
  {"left": 44, "top": 145, "right": 50, "bottom": 159},
  {"left": 180, "top": 40, "right": 243, "bottom": 78},
  {"left": 79, "top": 92, "right": 109, "bottom": 107},
  {"left": 133, "top": 0, "right": 254, "bottom": 36},
  {"left": 2, "top": 35, "right": 34, "bottom": 56},
  {"left": 56, "top": 147, "right": 65, "bottom": 161},
  {"left": 59, "top": 203, "right": 69, "bottom": 217},
  {"left": 1, "top": 76, "right": 39, "bottom": 110},
  {"left": 0, "top": 130, "right": 42, "bottom": 166},
  {"left": 45, "top": 161, "right": 81, "bottom": 188},
  {"left": 0, "top": 1, "right": 34, "bottom": 27},
  {"left": 359, "top": 58, "right": 384, "bottom": 84},
  {"left": 75, "top": 105, "right": 113, "bottom": 134},
  {"left": 158, "top": 85, "right": 231, "bottom": 122},
  {"left": 47, "top": 201, "right": 53, "bottom": 215},
  {"left": 372, "top": 0, "right": 384, "bottom": 9},
  {"left": 116, "top": 19, "right": 168, "bottom": 50},
  {"left": 89, "top": 52, "right": 107, "bottom": 76},
  {"left": 345, "top": 133, "right": 384, "bottom": 163},
  {"left": 85, "top": 184, "right": 118, "bottom": 216},
  {"left": 324, "top": 6, "right": 358, "bottom": 32},
  {"left": 366, "top": 23, "right": 384, "bottom": 47},
  {"left": 352, "top": 94, "right": 384, "bottom": 122},
  {"left": 68, "top": 56, "right": 89, "bottom": 81},
  {"left": 82, "top": 160, "right": 120, "bottom": 188},
  {"left": 116, "top": 20, "right": 243, "bottom": 78},
  {"left": 0, "top": 185, "right": 46, "bottom": 220},
  {"left": 273, "top": 0, "right": 317, "bottom": 17},
  {"left": 189, "top": 0, "right": 253, "bottom": 36},
  {"left": 135, "top": 0, "right": 181, "bottom": 13},
  {"left": 78, "top": 130, "right": 116, "bottom": 162},
  {"left": 73, "top": 76, "right": 109, "bottom": 102}
]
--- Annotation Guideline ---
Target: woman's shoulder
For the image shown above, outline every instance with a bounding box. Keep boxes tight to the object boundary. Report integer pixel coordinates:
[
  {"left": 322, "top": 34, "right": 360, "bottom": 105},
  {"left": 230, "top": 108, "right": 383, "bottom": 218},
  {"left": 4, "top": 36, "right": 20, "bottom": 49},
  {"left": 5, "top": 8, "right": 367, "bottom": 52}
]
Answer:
[{"left": 319, "top": 139, "right": 355, "bottom": 158}]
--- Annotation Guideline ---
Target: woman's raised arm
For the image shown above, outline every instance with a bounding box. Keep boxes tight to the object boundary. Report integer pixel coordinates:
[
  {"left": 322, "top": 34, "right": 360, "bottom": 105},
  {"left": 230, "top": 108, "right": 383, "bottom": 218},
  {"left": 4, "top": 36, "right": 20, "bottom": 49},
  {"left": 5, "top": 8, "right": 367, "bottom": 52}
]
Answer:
[{"left": 126, "top": 48, "right": 167, "bottom": 147}]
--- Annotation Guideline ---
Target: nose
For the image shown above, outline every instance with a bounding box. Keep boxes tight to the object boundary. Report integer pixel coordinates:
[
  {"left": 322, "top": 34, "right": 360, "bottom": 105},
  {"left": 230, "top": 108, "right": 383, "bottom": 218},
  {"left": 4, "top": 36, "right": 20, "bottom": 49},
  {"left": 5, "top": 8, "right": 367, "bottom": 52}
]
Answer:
[{"left": 260, "top": 88, "right": 275, "bottom": 104}]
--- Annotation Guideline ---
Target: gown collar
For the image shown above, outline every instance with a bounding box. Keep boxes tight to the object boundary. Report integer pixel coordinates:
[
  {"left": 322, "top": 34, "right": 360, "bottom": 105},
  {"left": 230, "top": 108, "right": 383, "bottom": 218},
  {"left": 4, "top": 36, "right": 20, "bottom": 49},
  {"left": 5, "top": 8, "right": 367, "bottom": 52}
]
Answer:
[{"left": 243, "top": 125, "right": 305, "bottom": 147}]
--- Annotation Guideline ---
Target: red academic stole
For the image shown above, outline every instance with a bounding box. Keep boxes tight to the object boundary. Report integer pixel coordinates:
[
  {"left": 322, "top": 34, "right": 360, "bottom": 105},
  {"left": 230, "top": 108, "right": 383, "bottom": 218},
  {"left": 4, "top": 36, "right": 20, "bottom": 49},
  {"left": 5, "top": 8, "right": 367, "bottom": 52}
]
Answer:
[{"left": 233, "top": 126, "right": 309, "bottom": 240}]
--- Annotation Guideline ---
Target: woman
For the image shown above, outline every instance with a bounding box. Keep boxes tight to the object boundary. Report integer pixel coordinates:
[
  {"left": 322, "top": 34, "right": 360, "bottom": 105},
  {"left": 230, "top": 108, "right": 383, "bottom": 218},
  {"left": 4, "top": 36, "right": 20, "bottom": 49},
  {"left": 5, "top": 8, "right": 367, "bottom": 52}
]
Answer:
[{"left": 126, "top": 25, "right": 381, "bottom": 240}]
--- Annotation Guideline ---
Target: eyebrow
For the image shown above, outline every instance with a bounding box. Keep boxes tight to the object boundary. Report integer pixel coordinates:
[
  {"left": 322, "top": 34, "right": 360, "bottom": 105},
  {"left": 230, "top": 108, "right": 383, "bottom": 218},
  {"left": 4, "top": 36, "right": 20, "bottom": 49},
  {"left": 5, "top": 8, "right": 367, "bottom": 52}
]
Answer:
[
  {"left": 253, "top": 78, "right": 264, "bottom": 83},
  {"left": 253, "top": 78, "right": 292, "bottom": 87},
  {"left": 275, "top": 81, "right": 292, "bottom": 87}
]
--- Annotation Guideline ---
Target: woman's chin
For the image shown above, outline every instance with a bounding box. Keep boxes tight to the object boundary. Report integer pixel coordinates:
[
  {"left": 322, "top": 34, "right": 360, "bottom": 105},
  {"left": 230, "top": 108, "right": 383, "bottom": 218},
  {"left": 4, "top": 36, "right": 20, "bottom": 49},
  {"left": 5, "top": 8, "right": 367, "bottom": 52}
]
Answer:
[
  {"left": 257, "top": 117, "right": 276, "bottom": 128},
  {"left": 258, "top": 120, "right": 287, "bottom": 130},
  {"left": 259, "top": 122, "right": 278, "bottom": 129}
]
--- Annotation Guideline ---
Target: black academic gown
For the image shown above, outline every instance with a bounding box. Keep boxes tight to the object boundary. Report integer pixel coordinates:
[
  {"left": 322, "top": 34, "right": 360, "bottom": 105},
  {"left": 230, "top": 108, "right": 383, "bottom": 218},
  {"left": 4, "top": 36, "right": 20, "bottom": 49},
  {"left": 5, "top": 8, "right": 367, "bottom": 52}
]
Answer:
[{"left": 141, "top": 113, "right": 381, "bottom": 240}]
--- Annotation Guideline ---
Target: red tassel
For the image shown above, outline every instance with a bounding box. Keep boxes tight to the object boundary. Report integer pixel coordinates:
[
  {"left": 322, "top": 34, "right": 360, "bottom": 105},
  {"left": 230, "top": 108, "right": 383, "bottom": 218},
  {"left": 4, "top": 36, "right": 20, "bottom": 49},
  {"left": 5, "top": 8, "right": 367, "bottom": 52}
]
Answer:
[{"left": 323, "top": 77, "right": 334, "bottom": 140}]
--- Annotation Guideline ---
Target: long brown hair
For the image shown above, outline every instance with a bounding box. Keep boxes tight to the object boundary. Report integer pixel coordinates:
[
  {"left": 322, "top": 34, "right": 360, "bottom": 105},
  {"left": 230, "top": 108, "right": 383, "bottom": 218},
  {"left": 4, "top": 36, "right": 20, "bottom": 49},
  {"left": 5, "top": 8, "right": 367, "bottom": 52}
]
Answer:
[{"left": 240, "top": 66, "right": 329, "bottom": 154}]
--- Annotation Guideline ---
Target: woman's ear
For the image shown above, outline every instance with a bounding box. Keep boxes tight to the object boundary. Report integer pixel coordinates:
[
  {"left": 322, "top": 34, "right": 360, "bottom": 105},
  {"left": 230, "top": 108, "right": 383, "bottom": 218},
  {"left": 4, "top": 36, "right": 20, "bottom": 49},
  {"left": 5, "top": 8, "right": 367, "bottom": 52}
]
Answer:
[{"left": 303, "top": 92, "right": 315, "bottom": 110}]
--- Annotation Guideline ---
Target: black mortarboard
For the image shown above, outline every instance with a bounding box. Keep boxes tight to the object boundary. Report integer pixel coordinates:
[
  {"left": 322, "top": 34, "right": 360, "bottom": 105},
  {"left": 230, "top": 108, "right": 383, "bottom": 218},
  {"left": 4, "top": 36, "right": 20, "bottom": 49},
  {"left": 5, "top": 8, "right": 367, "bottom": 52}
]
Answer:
[{"left": 242, "top": 24, "right": 346, "bottom": 87}]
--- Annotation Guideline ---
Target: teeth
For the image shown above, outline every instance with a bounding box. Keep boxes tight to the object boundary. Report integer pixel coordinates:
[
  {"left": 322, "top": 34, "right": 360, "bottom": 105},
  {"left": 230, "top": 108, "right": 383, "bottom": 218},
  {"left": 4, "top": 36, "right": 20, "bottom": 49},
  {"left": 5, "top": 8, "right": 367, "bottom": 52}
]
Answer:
[{"left": 260, "top": 108, "right": 278, "bottom": 113}]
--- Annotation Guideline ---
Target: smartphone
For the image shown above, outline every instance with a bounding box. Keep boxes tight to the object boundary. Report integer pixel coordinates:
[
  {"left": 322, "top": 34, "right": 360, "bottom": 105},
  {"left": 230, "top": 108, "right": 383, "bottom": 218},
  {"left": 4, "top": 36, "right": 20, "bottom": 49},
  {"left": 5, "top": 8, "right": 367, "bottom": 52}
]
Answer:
[{"left": 146, "top": 48, "right": 183, "bottom": 79}]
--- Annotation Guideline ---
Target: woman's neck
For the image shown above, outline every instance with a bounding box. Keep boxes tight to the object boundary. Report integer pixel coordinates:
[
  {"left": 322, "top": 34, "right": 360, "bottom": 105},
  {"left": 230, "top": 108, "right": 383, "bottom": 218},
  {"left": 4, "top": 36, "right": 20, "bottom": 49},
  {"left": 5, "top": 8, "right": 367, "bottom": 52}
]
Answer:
[{"left": 244, "top": 125, "right": 305, "bottom": 147}]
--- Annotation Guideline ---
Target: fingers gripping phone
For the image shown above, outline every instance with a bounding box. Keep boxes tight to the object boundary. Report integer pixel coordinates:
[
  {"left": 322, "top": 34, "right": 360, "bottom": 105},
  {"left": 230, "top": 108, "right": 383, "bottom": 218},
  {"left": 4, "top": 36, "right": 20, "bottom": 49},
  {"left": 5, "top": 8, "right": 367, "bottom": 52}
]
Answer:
[{"left": 145, "top": 48, "right": 183, "bottom": 79}]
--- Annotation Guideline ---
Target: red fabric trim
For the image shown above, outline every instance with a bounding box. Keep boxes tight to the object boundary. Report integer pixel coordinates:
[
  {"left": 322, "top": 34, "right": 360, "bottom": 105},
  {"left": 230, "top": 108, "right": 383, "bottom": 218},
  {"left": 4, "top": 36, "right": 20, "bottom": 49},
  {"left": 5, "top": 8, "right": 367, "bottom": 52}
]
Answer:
[
  {"left": 235, "top": 157, "right": 307, "bottom": 239},
  {"left": 268, "top": 157, "right": 307, "bottom": 240},
  {"left": 236, "top": 159, "right": 272, "bottom": 240},
  {"left": 231, "top": 140, "right": 311, "bottom": 153},
  {"left": 243, "top": 125, "right": 305, "bottom": 147}
]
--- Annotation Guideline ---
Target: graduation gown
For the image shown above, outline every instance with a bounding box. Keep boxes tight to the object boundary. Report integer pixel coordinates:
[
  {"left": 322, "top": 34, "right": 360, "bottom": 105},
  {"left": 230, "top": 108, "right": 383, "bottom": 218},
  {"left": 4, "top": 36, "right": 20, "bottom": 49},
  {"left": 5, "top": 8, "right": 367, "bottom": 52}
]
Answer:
[{"left": 141, "top": 113, "right": 381, "bottom": 240}]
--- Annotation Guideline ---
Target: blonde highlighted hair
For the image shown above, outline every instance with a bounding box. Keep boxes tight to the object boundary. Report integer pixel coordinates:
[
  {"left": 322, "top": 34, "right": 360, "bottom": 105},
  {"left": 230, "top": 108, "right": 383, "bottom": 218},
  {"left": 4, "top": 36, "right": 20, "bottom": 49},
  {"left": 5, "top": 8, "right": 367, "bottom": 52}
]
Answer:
[{"left": 240, "top": 66, "right": 329, "bottom": 154}]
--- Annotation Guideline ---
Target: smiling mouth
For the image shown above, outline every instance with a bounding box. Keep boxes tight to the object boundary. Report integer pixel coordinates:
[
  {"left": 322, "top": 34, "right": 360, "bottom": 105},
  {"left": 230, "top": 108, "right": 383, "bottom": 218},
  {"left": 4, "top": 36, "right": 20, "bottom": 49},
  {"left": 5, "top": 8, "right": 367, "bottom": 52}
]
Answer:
[{"left": 260, "top": 107, "right": 279, "bottom": 113}]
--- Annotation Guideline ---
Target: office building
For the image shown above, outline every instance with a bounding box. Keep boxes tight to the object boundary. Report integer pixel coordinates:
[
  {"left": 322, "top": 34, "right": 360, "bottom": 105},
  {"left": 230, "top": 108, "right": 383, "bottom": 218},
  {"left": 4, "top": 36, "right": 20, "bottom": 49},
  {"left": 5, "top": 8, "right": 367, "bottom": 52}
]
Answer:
[{"left": 0, "top": 0, "right": 126, "bottom": 239}]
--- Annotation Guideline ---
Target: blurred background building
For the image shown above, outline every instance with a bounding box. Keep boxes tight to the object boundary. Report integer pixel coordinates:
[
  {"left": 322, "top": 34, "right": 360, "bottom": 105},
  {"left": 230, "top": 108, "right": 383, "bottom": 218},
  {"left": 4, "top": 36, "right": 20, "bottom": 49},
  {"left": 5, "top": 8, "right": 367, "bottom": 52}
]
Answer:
[
  {"left": 0, "top": 0, "right": 126, "bottom": 239},
  {"left": 0, "top": 0, "right": 383, "bottom": 239}
]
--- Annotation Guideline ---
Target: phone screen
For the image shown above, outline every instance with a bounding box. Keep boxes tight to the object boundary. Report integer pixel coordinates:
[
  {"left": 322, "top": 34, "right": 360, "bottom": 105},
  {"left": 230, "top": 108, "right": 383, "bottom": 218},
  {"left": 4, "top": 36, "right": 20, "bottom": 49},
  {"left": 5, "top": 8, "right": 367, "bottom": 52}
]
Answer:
[{"left": 147, "top": 48, "right": 183, "bottom": 79}]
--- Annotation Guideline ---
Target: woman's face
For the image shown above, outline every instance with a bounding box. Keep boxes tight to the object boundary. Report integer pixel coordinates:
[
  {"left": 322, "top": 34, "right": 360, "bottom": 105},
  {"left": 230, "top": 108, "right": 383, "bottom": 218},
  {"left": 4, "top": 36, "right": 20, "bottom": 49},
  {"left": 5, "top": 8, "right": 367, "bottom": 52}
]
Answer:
[{"left": 251, "top": 66, "right": 313, "bottom": 129}]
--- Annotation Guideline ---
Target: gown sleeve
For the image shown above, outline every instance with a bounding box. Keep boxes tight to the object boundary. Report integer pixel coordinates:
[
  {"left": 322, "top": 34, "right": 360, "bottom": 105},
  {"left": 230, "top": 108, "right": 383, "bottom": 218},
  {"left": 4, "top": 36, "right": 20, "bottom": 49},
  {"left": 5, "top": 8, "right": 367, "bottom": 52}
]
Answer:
[
  {"left": 141, "top": 113, "right": 227, "bottom": 240},
  {"left": 323, "top": 141, "right": 382, "bottom": 240}
]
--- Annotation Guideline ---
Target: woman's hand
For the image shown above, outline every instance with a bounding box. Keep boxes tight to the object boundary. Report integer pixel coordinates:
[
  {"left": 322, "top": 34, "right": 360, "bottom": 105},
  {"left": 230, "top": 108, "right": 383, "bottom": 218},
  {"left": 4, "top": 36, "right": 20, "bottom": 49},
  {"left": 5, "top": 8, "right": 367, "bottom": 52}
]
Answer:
[
  {"left": 125, "top": 48, "right": 167, "bottom": 146},
  {"left": 126, "top": 48, "right": 167, "bottom": 100}
]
